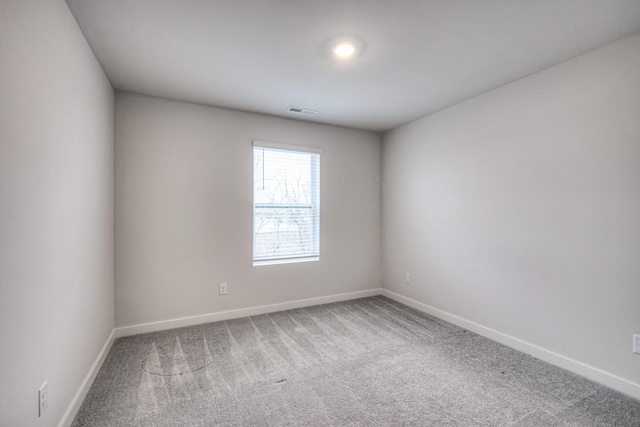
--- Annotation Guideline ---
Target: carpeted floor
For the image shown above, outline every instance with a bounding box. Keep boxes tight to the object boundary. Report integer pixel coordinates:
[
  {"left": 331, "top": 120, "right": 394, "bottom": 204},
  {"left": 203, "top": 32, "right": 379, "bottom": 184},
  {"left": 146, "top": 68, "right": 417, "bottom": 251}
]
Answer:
[{"left": 72, "top": 296, "right": 640, "bottom": 426}]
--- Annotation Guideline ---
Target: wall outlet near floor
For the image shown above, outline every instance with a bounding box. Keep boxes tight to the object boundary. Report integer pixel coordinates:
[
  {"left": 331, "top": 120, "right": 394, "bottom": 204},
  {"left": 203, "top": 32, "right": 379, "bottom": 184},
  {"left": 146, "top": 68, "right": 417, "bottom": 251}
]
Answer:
[
  {"left": 38, "top": 381, "right": 48, "bottom": 417},
  {"left": 219, "top": 283, "right": 228, "bottom": 295},
  {"left": 405, "top": 273, "right": 411, "bottom": 284},
  {"left": 634, "top": 335, "right": 640, "bottom": 355}
]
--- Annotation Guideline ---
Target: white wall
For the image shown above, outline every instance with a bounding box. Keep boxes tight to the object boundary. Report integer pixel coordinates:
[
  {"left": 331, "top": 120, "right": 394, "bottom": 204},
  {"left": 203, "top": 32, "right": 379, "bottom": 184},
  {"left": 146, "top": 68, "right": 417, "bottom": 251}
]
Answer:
[
  {"left": 115, "top": 93, "right": 381, "bottom": 328},
  {"left": 0, "top": 1, "right": 115, "bottom": 426},
  {"left": 383, "top": 33, "right": 640, "bottom": 391}
]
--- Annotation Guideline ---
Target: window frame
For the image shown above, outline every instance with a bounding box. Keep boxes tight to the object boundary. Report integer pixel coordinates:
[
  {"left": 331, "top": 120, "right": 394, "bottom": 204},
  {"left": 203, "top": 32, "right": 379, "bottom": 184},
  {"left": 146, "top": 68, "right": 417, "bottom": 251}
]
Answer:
[{"left": 252, "top": 140, "right": 322, "bottom": 266}]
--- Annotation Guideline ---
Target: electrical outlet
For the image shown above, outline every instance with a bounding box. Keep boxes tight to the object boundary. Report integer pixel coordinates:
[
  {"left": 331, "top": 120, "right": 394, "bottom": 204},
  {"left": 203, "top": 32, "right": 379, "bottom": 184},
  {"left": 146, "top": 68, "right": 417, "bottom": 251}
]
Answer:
[
  {"left": 38, "top": 381, "right": 48, "bottom": 417},
  {"left": 634, "top": 335, "right": 640, "bottom": 355},
  {"left": 405, "top": 273, "right": 411, "bottom": 284},
  {"left": 219, "top": 283, "right": 228, "bottom": 295}
]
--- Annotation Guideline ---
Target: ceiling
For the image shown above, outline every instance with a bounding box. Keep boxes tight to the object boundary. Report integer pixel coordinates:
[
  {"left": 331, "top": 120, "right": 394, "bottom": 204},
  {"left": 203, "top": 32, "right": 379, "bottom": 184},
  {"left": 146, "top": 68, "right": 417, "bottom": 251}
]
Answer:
[{"left": 66, "top": 0, "right": 640, "bottom": 132}]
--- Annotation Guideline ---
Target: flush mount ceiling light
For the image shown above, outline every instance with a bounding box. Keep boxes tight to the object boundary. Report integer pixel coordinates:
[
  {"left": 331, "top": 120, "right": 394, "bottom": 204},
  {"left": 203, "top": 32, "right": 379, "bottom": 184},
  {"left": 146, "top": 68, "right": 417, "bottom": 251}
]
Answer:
[{"left": 332, "top": 40, "right": 356, "bottom": 59}]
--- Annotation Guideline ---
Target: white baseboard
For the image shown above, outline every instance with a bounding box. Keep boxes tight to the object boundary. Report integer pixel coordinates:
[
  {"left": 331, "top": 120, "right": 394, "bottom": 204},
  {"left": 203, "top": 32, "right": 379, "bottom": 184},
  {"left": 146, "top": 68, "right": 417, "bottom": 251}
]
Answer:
[
  {"left": 116, "top": 288, "right": 382, "bottom": 338},
  {"left": 58, "top": 328, "right": 116, "bottom": 427},
  {"left": 381, "top": 289, "right": 640, "bottom": 401}
]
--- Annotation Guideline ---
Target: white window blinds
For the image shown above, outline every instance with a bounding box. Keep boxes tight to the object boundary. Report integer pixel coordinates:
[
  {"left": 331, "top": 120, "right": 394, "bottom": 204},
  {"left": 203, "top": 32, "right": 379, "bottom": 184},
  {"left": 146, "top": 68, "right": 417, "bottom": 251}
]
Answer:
[{"left": 253, "top": 141, "right": 321, "bottom": 265}]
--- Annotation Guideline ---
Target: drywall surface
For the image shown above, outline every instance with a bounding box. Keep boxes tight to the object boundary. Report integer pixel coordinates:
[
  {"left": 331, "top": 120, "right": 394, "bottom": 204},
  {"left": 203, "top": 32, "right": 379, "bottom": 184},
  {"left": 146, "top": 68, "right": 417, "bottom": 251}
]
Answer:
[
  {"left": 382, "top": 33, "right": 640, "bottom": 388},
  {"left": 0, "top": 1, "right": 115, "bottom": 426},
  {"left": 115, "top": 93, "right": 381, "bottom": 327}
]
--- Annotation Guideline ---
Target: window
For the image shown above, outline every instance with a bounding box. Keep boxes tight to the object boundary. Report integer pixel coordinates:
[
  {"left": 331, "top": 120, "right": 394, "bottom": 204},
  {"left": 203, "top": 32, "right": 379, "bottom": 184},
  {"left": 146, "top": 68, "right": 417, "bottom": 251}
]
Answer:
[{"left": 253, "top": 140, "right": 321, "bottom": 265}]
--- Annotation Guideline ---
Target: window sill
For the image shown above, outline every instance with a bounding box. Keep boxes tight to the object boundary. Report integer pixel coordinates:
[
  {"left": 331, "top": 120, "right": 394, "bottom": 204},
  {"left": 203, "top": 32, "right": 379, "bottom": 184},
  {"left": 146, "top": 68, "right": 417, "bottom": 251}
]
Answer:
[{"left": 253, "top": 257, "right": 319, "bottom": 267}]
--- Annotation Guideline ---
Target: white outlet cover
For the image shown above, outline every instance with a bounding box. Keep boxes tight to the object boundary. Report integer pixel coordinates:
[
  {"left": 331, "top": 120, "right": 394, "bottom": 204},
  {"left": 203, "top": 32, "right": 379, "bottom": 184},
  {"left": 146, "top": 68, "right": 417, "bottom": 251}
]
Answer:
[
  {"left": 219, "top": 283, "right": 228, "bottom": 295},
  {"left": 405, "top": 273, "right": 411, "bottom": 284},
  {"left": 39, "top": 381, "right": 48, "bottom": 416},
  {"left": 634, "top": 335, "right": 640, "bottom": 355}
]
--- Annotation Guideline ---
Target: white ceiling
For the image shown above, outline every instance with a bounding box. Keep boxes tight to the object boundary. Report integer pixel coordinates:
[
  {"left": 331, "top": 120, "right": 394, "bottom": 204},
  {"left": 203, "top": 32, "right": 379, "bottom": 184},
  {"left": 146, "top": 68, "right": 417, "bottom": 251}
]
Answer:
[{"left": 66, "top": 0, "right": 640, "bottom": 132}]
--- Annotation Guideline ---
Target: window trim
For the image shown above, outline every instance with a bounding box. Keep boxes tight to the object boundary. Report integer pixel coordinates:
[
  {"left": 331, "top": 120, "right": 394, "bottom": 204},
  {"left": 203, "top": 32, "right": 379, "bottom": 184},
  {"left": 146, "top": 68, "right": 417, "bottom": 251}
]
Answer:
[{"left": 252, "top": 140, "right": 321, "bottom": 266}]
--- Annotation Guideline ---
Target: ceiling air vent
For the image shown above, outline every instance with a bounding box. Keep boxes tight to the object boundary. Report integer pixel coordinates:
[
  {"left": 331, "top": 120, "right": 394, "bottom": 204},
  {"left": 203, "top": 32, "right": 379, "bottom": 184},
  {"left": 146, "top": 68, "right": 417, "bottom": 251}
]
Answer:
[{"left": 287, "top": 106, "right": 317, "bottom": 115}]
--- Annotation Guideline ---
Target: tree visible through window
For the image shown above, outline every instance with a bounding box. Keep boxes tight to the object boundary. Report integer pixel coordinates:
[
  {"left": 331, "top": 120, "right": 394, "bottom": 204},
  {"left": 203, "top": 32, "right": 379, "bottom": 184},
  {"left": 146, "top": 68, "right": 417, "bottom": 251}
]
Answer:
[{"left": 253, "top": 141, "right": 320, "bottom": 265}]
